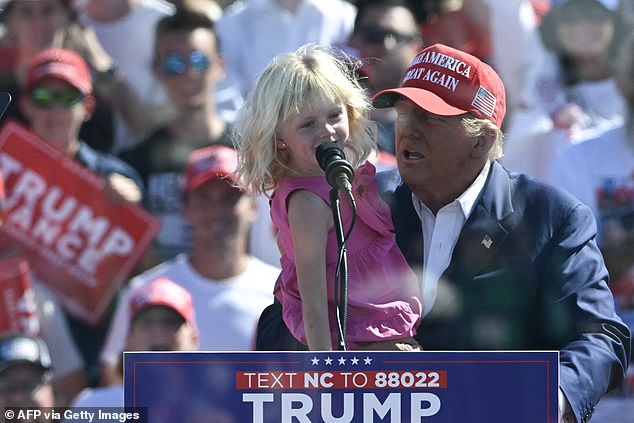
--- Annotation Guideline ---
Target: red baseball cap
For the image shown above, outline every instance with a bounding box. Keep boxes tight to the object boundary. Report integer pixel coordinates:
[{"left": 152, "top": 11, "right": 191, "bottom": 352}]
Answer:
[
  {"left": 183, "top": 145, "right": 239, "bottom": 193},
  {"left": 372, "top": 43, "right": 506, "bottom": 128},
  {"left": 23, "top": 48, "right": 92, "bottom": 95},
  {"left": 129, "top": 277, "right": 198, "bottom": 333}
]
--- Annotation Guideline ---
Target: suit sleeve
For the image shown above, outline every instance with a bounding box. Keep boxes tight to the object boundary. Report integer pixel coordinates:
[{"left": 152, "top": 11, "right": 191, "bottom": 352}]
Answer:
[{"left": 545, "top": 201, "right": 631, "bottom": 423}]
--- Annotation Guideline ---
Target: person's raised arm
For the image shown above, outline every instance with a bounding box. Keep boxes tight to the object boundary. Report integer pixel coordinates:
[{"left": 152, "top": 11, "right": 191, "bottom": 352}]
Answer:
[
  {"left": 76, "top": 25, "right": 162, "bottom": 141},
  {"left": 288, "top": 189, "right": 333, "bottom": 351}
]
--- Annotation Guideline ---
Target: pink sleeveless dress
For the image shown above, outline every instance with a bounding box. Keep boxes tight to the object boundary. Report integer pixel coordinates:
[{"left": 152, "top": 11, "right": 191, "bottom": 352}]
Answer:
[{"left": 270, "top": 162, "right": 422, "bottom": 349}]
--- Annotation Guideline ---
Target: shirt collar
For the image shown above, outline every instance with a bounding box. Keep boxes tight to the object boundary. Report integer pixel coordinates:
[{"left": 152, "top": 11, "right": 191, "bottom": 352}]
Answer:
[
  {"left": 411, "top": 160, "right": 491, "bottom": 219},
  {"left": 456, "top": 159, "right": 490, "bottom": 219}
]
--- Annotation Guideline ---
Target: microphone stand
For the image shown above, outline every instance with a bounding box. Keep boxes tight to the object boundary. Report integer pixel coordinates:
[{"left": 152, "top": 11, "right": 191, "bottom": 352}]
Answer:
[{"left": 329, "top": 188, "right": 349, "bottom": 351}]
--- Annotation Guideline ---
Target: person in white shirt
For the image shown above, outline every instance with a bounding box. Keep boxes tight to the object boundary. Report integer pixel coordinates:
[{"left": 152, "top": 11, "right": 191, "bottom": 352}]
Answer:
[
  {"left": 501, "top": 0, "right": 631, "bottom": 180},
  {"left": 216, "top": 0, "right": 356, "bottom": 98},
  {"left": 99, "top": 145, "right": 279, "bottom": 385}
]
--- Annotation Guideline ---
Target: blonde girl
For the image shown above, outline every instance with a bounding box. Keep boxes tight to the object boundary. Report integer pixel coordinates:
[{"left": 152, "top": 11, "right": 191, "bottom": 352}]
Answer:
[{"left": 235, "top": 44, "right": 422, "bottom": 351}]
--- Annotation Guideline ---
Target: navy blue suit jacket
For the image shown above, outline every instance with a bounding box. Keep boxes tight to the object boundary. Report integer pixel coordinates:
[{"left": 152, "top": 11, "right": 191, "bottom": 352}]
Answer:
[{"left": 380, "top": 161, "right": 631, "bottom": 423}]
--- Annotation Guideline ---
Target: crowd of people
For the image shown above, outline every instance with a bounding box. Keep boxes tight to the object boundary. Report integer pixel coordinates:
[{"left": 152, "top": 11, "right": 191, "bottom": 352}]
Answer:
[{"left": 0, "top": 0, "right": 633, "bottom": 422}]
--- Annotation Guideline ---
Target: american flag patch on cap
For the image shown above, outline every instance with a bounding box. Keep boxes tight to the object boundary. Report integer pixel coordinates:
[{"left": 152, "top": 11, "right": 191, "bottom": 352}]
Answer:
[{"left": 471, "top": 86, "right": 496, "bottom": 117}]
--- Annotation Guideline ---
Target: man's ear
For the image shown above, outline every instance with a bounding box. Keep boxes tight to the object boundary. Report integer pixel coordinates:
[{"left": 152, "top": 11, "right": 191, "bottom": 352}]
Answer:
[{"left": 471, "top": 130, "right": 495, "bottom": 159}]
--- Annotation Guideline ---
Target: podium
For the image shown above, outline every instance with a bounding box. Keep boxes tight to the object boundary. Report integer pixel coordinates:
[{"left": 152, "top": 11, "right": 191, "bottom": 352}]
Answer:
[{"left": 124, "top": 350, "right": 558, "bottom": 422}]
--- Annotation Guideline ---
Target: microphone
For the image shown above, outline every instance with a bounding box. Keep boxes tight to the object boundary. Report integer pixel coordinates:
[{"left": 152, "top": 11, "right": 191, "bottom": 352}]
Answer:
[{"left": 315, "top": 142, "right": 354, "bottom": 195}]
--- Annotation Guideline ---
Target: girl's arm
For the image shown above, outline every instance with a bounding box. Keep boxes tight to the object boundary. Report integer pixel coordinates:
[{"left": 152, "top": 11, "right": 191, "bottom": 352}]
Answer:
[{"left": 288, "top": 189, "right": 333, "bottom": 351}]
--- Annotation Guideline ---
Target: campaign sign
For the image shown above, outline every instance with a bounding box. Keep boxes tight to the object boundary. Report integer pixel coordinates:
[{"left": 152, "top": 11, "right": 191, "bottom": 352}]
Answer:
[
  {"left": 0, "top": 257, "right": 39, "bottom": 335},
  {"left": 0, "top": 121, "right": 160, "bottom": 325},
  {"left": 124, "top": 351, "right": 558, "bottom": 422}
]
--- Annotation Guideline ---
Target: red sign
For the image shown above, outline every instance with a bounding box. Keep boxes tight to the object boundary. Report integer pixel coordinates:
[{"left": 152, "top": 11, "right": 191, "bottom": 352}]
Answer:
[
  {"left": 0, "top": 257, "right": 39, "bottom": 335},
  {"left": 0, "top": 121, "right": 160, "bottom": 325}
]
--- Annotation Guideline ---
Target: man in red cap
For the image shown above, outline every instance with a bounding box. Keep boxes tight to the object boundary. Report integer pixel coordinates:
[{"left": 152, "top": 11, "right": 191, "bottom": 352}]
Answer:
[
  {"left": 371, "top": 43, "right": 630, "bottom": 423},
  {"left": 19, "top": 47, "right": 143, "bottom": 203},
  {"left": 125, "top": 276, "right": 199, "bottom": 353},
  {"left": 71, "top": 276, "right": 198, "bottom": 407}
]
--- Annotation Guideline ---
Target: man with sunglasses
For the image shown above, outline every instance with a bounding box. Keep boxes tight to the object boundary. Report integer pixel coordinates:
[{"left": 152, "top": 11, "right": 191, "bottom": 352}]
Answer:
[
  {"left": 347, "top": 0, "right": 423, "bottom": 154},
  {"left": 17, "top": 47, "right": 144, "bottom": 392},
  {"left": 118, "top": 8, "right": 234, "bottom": 265},
  {"left": 19, "top": 48, "right": 144, "bottom": 203}
]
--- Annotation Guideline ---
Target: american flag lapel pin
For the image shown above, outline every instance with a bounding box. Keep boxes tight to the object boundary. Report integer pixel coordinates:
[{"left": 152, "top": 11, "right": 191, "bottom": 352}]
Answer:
[{"left": 481, "top": 234, "right": 493, "bottom": 249}]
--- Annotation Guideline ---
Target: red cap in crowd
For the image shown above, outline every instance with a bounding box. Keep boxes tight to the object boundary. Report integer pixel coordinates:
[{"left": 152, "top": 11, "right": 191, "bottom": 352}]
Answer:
[
  {"left": 372, "top": 43, "right": 506, "bottom": 128},
  {"left": 128, "top": 277, "right": 197, "bottom": 333},
  {"left": 23, "top": 48, "right": 92, "bottom": 95},
  {"left": 183, "top": 145, "right": 239, "bottom": 193}
]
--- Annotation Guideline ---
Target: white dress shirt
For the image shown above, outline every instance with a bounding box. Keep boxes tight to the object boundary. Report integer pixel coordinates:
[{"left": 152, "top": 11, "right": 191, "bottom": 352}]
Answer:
[{"left": 412, "top": 161, "right": 491, "bottom": 316}]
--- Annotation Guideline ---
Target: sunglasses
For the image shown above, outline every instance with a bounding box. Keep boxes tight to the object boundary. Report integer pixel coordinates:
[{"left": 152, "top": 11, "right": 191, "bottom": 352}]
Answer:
[
  {"left": 356, "top": 26, "right": 419, "bottom": 46},
  {"left": 29, "top": 87, "right": 84, "bottom": 108},
  {"left": 160, "top": 51, "right": 211, "bottom": 76}
]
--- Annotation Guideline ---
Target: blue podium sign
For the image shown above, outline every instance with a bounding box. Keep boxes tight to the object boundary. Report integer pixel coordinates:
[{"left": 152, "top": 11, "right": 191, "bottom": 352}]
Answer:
[{"left": 124, "top": 351, "right": 558, "bottom": 422}]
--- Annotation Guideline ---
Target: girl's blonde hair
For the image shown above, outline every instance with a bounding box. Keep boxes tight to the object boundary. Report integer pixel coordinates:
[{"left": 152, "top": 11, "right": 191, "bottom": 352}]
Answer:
[{"left": 234, "top": 44, "right": 376, "bottom": 195}]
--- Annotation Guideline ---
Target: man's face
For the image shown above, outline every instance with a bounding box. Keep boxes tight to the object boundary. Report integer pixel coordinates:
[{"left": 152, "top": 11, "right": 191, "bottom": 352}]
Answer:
[
  {"left": 6, "top": 0, "right": 70, "bottom": 53},
  {"left": 21, "top": 78, "right": 89, "bottom": 154},
  {"left": 182, "top": 178, "right": 257, "bottom": 249},
  {"left": 0, "top": 364, "right": 54, "bottom": 409},
  {"left": 154, "top": 28, "right": 223, "bottom": 109},
  {"left": 556, "top": 3, "right": 615, "bottom": 60},
  {"left": 393, "top": 97, "right": 476, "bottom": 195},
  {"left": 348, "top": 6, "right": 422, "bottom": 93},
  {"left": 126, "top": 305, "right": 197, "bottom": 352}
]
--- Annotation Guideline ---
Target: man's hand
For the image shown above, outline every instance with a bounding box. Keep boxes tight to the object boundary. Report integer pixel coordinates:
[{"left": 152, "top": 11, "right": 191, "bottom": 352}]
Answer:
[
  {"left": 559, "top": 388, "right": 576, "bottom": 423},
  {"left": 104, "top": 173, "right": 142, "bottom": 204}
]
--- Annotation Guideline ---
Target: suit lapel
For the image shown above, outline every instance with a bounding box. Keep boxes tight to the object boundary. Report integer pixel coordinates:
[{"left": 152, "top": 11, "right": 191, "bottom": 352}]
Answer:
[{"left": 445, "top": 162, "right": 513, "bottom": 277}]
